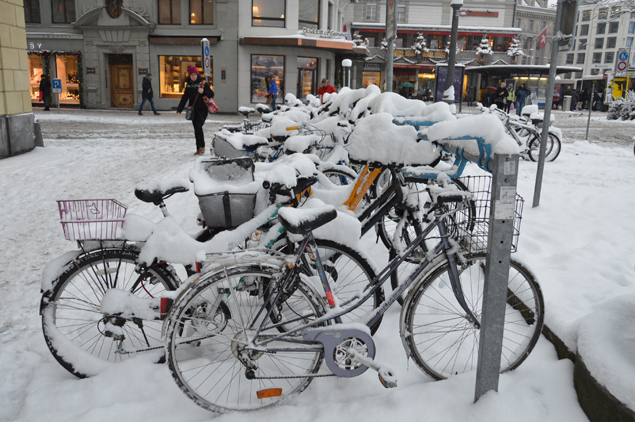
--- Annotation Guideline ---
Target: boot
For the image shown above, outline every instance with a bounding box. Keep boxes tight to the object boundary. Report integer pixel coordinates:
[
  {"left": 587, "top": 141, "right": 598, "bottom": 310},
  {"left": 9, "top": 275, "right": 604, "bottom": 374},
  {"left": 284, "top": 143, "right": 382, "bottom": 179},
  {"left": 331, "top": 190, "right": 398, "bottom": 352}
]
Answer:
[
  {"left": 138, "top": 112, "right": 143, "bottom": 115},
  {"left": 194, "top": 147, "right": 205, "bottom": 155},
  {"left": 154, "top": 112, "right": 161, "bottom": 115}
]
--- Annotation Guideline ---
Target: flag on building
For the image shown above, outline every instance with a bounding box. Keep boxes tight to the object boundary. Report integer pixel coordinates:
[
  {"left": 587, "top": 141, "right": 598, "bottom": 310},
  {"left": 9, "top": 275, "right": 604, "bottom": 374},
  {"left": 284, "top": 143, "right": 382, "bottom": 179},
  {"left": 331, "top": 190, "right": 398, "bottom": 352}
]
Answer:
[{"left": 538, "top": 27, "right": 548, "bottom": 49}]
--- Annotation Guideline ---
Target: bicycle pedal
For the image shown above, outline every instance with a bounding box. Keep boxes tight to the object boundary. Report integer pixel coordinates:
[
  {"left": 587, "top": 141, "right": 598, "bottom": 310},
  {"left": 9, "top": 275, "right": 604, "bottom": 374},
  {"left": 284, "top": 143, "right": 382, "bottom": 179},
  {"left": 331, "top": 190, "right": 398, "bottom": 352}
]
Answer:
[{"left": 378, "top": 370, "right": 397, "bottom": 389}]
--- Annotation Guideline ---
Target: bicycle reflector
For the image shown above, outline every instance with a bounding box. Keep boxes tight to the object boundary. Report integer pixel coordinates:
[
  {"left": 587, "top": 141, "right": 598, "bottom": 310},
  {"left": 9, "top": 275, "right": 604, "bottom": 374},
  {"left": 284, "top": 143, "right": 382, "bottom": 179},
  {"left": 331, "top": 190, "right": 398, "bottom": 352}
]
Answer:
[
  {"left": 286, "top": 126, "right": 299, "bottom": 131},
  {"left": 256, "top": 388, "right": 282, "bottom": 399}
]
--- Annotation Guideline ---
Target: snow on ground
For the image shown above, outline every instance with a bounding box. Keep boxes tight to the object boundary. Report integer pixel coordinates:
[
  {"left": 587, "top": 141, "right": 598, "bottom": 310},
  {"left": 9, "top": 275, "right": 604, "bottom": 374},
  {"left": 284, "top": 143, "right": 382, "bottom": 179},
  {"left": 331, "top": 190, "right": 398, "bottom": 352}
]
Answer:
[{"left": 1, "top": 107, "right": 634, "bottom": 421}]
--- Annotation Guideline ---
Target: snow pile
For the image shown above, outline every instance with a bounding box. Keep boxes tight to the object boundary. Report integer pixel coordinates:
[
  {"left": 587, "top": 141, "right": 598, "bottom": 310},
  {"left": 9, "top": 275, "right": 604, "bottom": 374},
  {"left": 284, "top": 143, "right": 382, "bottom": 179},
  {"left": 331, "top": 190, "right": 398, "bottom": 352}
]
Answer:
[
  {"left": 189, "top": 158, "right": 259, "bottom": 196},
  {"left": 426, "top": 114, "right": 520, "bottom": 155},
  {"left": 284, "top": 134, "right": 321, "bottom": 154},
  {"left": 348, "top": 113, "right": 440, "bottom": 165},
  {"left": 214, "top": 130, "right": 269, "bottom": 149},
  {"left": 368, "top": 92, "right": 427, "bottom": 116},
  {"left": 135, "top": 178, "right": 190, "bottom": 194}
]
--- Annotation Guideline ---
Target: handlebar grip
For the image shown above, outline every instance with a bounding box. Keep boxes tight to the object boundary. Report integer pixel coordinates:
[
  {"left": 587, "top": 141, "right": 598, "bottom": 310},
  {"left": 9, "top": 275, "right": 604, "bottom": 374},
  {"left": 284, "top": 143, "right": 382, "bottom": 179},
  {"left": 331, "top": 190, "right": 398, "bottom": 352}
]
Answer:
[{"left": 262, "top": 180, "right": 271, "bottom": 189}]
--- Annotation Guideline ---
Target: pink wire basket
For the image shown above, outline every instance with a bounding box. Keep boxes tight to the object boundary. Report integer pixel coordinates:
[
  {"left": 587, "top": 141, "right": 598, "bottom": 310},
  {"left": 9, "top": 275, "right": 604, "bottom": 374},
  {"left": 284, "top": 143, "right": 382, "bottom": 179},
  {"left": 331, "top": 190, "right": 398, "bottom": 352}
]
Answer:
[{"left": 57, "top": 199, "right": 127, "bottom": 241}]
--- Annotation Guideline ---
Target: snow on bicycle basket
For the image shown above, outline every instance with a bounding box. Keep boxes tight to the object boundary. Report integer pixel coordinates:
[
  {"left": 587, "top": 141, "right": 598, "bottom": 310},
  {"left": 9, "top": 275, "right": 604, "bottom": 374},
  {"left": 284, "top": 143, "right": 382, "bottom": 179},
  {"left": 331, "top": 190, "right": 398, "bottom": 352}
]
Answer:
[
  {"left": 213, "top": 130, "right": 269, "bottom": 160},
  {"left": 348, "top": 113, "right": 440, "bottom": 166},
  {"left": 191, "top": 157, "right": 259, "bottom": 229},
  {"left": 57, "top": 199, "right": 127, "bottom": 241}
]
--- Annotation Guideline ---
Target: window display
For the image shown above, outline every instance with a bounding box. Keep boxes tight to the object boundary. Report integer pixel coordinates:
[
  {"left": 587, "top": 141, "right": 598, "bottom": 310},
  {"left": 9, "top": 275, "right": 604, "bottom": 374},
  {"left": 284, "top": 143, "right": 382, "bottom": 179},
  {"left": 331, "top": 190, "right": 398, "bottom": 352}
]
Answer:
[
  {"left": 55, "top": 55, "right": 80, "bottom": 104},
  {"left": 160, "top": 56, "right": 211, "bottom": 98},
  {"left": 28, "top": 54, "right": 44, "bottom": 102},
  {"left": 297, "top": 57, "right": 317, "bottom": 100},
  {"left": 251, "top": 55, "right": 284, "bottom": 103}
]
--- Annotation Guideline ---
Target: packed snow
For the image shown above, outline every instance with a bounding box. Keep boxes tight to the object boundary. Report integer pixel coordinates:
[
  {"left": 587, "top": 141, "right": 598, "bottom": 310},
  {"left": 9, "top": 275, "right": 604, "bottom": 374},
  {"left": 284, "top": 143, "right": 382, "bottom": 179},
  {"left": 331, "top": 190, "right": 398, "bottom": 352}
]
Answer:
[{"left": 1, "top": 106, "right": 635, "bottom": 422}]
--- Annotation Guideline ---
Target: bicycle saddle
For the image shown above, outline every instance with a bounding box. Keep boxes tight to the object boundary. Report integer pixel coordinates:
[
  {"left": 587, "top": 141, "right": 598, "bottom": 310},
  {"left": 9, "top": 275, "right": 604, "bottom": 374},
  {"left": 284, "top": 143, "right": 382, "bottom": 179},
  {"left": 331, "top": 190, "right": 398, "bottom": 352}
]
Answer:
[
  {"left": 238, "top": 107, "right": 255, "bottom": 119},
  {"left": 277, "top": 205, "right": 337, "bottom": 235},
  {"left": 134, "top": 186, "right": 189, "bottom": 205}
]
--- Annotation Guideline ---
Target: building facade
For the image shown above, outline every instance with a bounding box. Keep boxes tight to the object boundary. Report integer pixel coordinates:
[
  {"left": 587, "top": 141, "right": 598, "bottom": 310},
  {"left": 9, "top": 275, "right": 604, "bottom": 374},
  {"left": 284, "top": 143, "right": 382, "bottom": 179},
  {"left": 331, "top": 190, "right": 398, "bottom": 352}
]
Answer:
[
  {"left": 514, "top": 0, "right": 556, "bottom": 66},
  {"left": 24, "top": 0, "right": 358, "bottom": 111}
]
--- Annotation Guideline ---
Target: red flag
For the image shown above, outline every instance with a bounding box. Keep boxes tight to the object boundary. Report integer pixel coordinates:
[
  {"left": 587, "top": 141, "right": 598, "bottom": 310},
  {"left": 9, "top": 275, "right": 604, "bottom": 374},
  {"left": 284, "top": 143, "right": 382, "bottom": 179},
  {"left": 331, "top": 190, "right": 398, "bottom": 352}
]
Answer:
[{"left": 538, "top": 27, "right": 548, "bottom": 49}]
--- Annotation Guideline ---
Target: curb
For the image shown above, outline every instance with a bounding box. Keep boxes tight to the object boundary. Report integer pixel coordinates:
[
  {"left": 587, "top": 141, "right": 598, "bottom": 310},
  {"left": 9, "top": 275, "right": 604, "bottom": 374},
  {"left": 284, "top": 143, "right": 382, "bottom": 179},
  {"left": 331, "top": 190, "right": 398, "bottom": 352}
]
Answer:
[{"left": 542, "top": 325, "right": 635, "bottom": 422}]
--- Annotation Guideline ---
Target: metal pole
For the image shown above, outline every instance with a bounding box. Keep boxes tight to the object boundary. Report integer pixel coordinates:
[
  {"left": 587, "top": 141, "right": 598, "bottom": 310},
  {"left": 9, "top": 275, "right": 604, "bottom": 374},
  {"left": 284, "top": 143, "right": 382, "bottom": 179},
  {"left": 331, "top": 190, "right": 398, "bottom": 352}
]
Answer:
[
  {"left": 532, "top": 0, "right": 565, "bottom": 208},
  {"left": 585, "top": 82, "right": 594, "bottom": 140},
  {"left": 385, "top": 0, "right": 397, "bottom": 92},
  {"left": 474, "top": 153, "right": 520, "bottom": 402},
  {"left": 57, "top": 93, "right": 60, "bottom": 114},
  {"left": 444, "top": 0, "right": 462, "bottom": 108}
]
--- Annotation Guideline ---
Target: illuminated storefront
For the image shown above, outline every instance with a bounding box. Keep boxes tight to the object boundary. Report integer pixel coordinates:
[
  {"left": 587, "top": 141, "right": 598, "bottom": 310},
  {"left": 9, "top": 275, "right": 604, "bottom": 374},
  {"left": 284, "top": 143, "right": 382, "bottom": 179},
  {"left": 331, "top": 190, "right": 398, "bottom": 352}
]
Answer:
[
  {"left": 27, "top": 49, "right": 82, "bottom": 106},
  {"left": 251, "top": 55, "right": 285, "bottom": 103},
  {"left": 159, "top": 56, "right": 212, "bottom": 99},
  {"left": 297, "top": 57, "right": 318, "bottom": 101}
]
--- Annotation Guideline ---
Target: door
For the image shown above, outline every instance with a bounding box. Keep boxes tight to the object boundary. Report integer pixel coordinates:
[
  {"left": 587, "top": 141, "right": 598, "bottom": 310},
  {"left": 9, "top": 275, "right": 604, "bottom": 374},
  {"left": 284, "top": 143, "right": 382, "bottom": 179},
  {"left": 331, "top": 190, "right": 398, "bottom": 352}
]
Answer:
[{"left": 109, "top": 63, "right": 134, "bottom": 108}]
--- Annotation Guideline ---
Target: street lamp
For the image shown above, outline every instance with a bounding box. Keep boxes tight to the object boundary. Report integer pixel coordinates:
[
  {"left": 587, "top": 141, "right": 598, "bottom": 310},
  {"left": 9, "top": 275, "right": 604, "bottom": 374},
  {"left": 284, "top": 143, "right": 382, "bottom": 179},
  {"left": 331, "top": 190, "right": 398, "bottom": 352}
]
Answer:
[
  {"left": 342, "top": 59, "right": 352, "bottom": 88},
  {"left": 444, "top": 0, "right": 463, "bottom": 109}
]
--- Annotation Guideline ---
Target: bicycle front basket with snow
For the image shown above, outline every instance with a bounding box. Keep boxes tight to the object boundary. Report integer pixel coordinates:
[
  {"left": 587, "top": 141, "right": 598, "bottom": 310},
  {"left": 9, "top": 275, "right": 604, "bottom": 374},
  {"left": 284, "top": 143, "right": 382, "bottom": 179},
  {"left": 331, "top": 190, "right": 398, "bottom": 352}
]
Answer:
[{"left": 57, "top": 199, "right": 127, "bottom": 241}]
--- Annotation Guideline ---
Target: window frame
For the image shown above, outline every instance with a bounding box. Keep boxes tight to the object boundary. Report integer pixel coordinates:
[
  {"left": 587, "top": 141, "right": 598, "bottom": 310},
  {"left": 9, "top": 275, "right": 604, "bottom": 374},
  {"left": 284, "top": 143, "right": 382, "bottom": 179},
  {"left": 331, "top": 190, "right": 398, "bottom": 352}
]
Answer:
[
  {"left": 252, "top": 0, "right": 286, "bottom": 28},
  {"left": 580, "top": 24, "right": 589, "bottom": 35},
  {"left": 592, "top": 52, "right": 602, "bottom": 63},
  {"left": 363, "top": 3, "right": 377, "bottom": 21},
  {"left": 159, "top": 0, "right": 182, "bottom": 25},
  {"left": 629, "top": 21, "right": 635, "bottom": 34},
  {"left": 189, "top": 0, "right": 214, "bottom": 25},
  {"left": 298, "top": 0, "right": 320, "bottom": 29},
  {"left": 51, "top": 0, "right": 76, "bottom": 24},
  {"left": 397, "top": 4, "right": 406, "bottom": 23},
  {"left": 582, "top": 10, "right": 591, "bottom": 21},
  {"left": 578, "top": 38, "right": 587, "bottom": 50},
  {"left": 598, "top": 7, "right": 608, "bottom": 20},
  {"left": 606, "top": 37, "right": 616, "bottom": 48},
  {"left": 24, "top": 0, "right": 41, "bottom": 23},
  {"left": 604, "top": 51, "right": 614, "bottom": 64},
  {"left": 566, "top": 53, "right": 574, "bottom": 64},
  {"left": 596, "top": 22, "right": 606, "bottom": 34},
  {"left": 594, "top": 38, "right": 604, "bottom": 49},
  {"left": 576, "top": 52, "right": 585, "bottom": 64},
  {"left": 609, "top": 21, "right": 619, "bottom": 34}
]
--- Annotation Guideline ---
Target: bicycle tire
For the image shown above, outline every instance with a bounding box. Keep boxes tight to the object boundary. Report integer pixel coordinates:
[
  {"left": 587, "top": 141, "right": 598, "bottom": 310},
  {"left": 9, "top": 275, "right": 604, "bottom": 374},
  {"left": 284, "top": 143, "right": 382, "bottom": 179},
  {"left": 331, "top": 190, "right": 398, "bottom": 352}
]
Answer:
[
  {"left": 166, "top": 265, "right": 326, "bottom": 413},
  {"left": 283, "top": 239, "right": 383, "bottom": 334},
  {"left": 401, "top": 254, "right": 544, "bottom": 380},
  {"left": 528, "top": 133, "right": 561, "bottom": 162},
  {"left": 41, "top": 248, "right": 180, "bottom": 378}
]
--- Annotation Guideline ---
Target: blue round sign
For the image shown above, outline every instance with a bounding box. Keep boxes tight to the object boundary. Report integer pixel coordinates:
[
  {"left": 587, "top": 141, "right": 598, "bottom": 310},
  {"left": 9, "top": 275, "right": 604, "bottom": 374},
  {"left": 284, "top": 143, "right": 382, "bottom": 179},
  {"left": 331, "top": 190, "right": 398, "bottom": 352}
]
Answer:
[
  {"left": 204, "top": 45, "right": 209, "bottom": 56},
  {"left": 619, "top": 51, "right": 628, "bottom": 61}
]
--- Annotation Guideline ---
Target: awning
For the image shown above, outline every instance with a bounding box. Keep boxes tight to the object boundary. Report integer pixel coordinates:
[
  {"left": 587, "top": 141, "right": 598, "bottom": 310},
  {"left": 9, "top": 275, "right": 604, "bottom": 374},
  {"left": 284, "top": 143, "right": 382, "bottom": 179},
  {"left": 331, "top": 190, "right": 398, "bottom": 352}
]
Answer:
[
  {"left": 240, "top": 36, "right": 362, "bottom": 53},
  {"left": 466, "top": 65, "right": 582, "bottom": 76}
]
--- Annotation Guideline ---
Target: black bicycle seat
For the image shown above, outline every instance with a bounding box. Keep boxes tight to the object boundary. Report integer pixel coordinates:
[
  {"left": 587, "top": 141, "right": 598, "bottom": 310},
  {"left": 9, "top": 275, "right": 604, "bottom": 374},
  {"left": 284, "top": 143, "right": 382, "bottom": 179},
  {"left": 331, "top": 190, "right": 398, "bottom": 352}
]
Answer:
[
  {"left": 239, "top": 107, "right": 255, "bottom": 119},
  {"left": 135, "top": 186, "right": 189, "bottom": 205},
  {"left": 277, "top": 206, "right": 337, "bottom": 235}
]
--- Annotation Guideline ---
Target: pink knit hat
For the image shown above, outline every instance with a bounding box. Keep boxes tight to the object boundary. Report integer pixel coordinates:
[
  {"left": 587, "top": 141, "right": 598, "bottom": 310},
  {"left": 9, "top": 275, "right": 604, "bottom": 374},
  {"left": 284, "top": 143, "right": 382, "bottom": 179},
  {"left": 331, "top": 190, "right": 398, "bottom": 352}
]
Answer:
[{"left": 187, "top": 65, "right": 199, "bottom": 75}]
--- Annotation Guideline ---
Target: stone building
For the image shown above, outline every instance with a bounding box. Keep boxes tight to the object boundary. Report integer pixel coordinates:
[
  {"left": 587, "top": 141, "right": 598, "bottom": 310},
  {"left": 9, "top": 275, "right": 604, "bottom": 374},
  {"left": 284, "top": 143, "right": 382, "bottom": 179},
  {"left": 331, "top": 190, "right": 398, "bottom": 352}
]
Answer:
[
  {"left": 24, "top": 0, "right": 359, "bottom": 112},
  {"left": 514, "top": 0, "right": 556, "bottom": 67}
]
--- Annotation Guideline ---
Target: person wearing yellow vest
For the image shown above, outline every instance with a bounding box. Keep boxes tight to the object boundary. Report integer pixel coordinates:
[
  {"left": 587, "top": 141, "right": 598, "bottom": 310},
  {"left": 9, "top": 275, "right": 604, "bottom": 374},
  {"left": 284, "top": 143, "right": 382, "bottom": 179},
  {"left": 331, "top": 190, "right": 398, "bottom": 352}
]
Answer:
[{"left": 505, "top": 85, "right": 515, "bottom": 113}]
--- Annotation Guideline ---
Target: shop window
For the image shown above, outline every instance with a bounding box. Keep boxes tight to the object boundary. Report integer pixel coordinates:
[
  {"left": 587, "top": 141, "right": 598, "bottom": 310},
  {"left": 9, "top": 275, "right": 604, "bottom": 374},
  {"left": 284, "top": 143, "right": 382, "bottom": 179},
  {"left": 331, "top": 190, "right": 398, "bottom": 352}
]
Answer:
[
  {"left": 363, "top": 4, "right": 376, "bottom": 21},
  {"left": 297, "top": 57, "right": 317, "bottom": 100},
  {"left": 609, "top": 21, "right": 619, "bottom": 33},
  {"left": 252, "top": 0, "right": 285, "bottom": 27},
  {"left": 159, "top": 0, "right": 181, "bottom": 24},
  {"left": 251, "top": 54, "right": 284, "bottom": 103},
  {"left": 190, "top": 0, "right": 213, "bottom": 24},
  {"left": 607, "top": 37, "right": 616, "bottom": 48},
  {"left": 299, "top": 0, "right": 319, "bottom": 29},
  {"left": 159, "top": 55, "right": 207, "bottom": 98},
  {"left": 604, "top": 51, "right": 614, "bottom": 63},
  {"left": 576, "top": 52, "right": 585, "bottom": 64},
  {"left": 24, "top": 0, "right": 41, "bottom": 23},
  {"left": 566, "top": 53, "right": 574, "bottom": 64},
  {"left": 51, "top": 0, "right": 75, "bottom": 23},
  {"left": 55, "top": 55, "right": 80, "bottom": 103},
  {"left": 596, "top": 22, "right": 605, "bottom": 34},
  {"left": 397, "top": 5, "right": 406, "bottom": 23},
  {"left": 594, "top": 38, "right": 604, "bottom": 49},
  {"left": 582, "top": 10, "right": 591, "bottom": 21},
  {"left": 28, "top": 54, "right": 44, "bottom": 102},
  {"left": 363, "top": 72, "right": 380, "bottom": 89},
  {"left": 592, "top": 52, "right": 602, "bottom": 64},
  {"left": 599, "top": 8, "right": 608, "bottom": 20}
]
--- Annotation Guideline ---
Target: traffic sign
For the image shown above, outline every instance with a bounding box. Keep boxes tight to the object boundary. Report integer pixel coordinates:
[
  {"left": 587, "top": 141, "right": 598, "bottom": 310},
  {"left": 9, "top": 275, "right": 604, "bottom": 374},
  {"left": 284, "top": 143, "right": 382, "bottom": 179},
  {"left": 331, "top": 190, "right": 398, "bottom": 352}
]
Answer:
[
  {"left": 615, "top": 48, "right": 629, "bottom": 73},
  {"left": 52, "top": 78, "right": 62, "bottom": 93},
  {"left": 201, "top": 38, "right": 211, "bottom": 77}
]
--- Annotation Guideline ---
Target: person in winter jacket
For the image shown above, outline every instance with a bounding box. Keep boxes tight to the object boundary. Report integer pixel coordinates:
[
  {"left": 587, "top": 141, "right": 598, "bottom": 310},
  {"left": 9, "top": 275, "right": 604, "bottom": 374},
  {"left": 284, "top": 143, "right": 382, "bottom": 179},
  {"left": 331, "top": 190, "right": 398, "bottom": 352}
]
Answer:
[
  {"left": 317, "top": 78, "right": 336, "bottom": 104},
  {"left": 176, "top": 65, "right": 214, "bottom": 155},
  {"left": 267, "top": 75, "right": 279, "bottom": 109},
  {"left": 39, "top": 75, "right": 52, "bottom": 111},
  {"left": 515, "top": 83, "right": 531, "bottom": 115},
  {"left": 505, "top": 85, "right": 515, "bottom": 113},
  {"left": 138, "top": 72, "right": 159, "bottom": 115},
  {"left": 494, "top": 82, "right": 508, "bottom": 111}
]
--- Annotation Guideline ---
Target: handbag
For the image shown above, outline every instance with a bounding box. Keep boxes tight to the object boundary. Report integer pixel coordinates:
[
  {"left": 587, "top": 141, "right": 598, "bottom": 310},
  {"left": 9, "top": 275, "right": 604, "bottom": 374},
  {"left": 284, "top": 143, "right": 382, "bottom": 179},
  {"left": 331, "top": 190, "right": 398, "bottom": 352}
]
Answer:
[
  {"left": 185, "top": 92, "right": 200, "bottom": 121},
  {"left": 39, "top": 91, "right": 43, "bottom": 101},
  {"left": 203, "top": 96, "right": 218, "bottom": 113}
]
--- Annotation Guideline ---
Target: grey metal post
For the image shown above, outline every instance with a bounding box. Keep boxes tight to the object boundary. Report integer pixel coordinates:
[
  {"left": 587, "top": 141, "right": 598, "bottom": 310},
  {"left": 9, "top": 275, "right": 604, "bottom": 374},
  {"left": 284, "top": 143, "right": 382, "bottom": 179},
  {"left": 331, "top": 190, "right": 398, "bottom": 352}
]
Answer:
[
  {"left": 585, "top": 82, "right": 595, "bottom": 140},
  {"left": 342, "top": 59, "right": 352, "bottom": 88},
  {"left": 444, "top": 0, "right": 462, "bottom": 106},
  {"left": 57, "top": 93, "right": 60, "bottom": 115},
  {"left": 385, "top": 0, "right": 397, "bottom": 92},
  {"left": 474, "top": 153, "right": 520, "bottom": 402},
  {"left": 532, "top": 0, "right": 564, "bottom": 208}
]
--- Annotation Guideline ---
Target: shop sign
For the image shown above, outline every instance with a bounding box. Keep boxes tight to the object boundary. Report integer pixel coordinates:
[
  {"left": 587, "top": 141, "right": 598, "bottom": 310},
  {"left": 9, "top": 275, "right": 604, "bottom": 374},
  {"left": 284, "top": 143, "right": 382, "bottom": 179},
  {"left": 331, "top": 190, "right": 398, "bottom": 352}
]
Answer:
[
  {"left": 138, "top": 68, "right": 148, "bottom": 75},
  {"left": 459, "top": 10, "right": 499, "bottom": 17},
  {"left": 28, "top": 41, "right": 43, "bottom": 50},
  {"left": 300, "top": 28, "right": 347, "bottom": 39},
  {"left": 364, "top": 63, "right": 382, "bottom": 71},
  {"left": 86, "top": 68, "right": 96, "bottom": 74}
]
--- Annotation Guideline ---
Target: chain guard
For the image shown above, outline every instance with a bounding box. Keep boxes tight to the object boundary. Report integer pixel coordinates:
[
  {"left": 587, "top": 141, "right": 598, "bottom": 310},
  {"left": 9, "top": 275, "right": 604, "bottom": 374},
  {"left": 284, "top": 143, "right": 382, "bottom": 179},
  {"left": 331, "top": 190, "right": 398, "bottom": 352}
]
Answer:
[{"left": 302, "top": 328, "right": 375, "bottom": 377}]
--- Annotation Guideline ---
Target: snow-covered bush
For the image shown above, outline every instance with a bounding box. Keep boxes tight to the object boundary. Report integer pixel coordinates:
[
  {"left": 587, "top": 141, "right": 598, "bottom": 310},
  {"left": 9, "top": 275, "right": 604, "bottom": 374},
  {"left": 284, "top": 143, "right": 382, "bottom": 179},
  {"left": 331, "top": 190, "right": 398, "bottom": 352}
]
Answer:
[
  {"left": 476, "top": 35, "right": 492, "bottom": 61},
  {"left": 411, "top": 32, "right": 428, "bottom": 56},
  {"left": 506, "top": 38, "right": 525, "bottom": 61},
  {"left": 607, "top": 90, "right": 635, "bottom": 120}
]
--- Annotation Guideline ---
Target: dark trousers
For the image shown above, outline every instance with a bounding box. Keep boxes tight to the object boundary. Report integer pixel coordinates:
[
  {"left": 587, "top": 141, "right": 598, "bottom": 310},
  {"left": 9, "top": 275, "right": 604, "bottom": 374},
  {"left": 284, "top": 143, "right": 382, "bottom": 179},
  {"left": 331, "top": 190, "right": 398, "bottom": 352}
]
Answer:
[
  {"left": 139, "top": 97, "right": 156, "bottom": 113},
  {"left": 43, "top": 95, "right": 50, "bottom": 110},
  {"left": 192, "top": 108, "right": 208, "bottom": 149}
]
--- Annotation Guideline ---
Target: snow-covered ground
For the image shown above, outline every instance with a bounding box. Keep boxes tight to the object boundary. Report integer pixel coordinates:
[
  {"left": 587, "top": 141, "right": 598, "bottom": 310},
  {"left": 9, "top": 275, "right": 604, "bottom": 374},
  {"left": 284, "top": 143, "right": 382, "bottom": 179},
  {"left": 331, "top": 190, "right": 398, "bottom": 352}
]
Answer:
[{"left": 1, "top": 108, "right": 634, "bottom": 422}]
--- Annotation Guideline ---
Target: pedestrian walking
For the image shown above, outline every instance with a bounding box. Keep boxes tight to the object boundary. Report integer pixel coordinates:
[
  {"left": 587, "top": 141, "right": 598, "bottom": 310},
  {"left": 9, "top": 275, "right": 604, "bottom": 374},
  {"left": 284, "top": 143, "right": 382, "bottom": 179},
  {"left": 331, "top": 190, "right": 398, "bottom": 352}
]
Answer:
[
  {"left": 494, "top": 82, "right": 508, "bottom": 111},
  {"left": 138, "top": 72, "right": 160, "bottom": 115},
  {"left": 39, "top": 75, "right": 51, "bottom": 111},
  {"left": 176, "top": 65, "right": 214, "bottom": 155},
  {"left": 267, "top": 75, "right": 279, "bottom": 109},
  {"left": 317, "top": 78, "right": 336, "bottom": 104},
  {"left": 571, "top": 90, "right": 579, "bottom": 111},
  {"left": 466, "top": 86, "right": 475, "bottom": 106},
  {"left": 505, "top": 85, "right": 515, "bottom": 113},
  {"left": 515, "top": 83, "right": 531, "bottom": 115}
]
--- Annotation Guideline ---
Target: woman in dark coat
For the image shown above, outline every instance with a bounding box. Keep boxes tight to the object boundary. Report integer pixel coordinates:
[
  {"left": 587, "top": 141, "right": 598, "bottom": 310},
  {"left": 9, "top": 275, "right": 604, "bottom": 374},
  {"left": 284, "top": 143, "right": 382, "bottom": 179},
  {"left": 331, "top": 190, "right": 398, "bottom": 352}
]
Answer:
[
  {"left": 494, "top": 82, "right": 508, "bottom": 111},
  {"left": 39, "top": 75, "right": 51, "bottom": 111},
  {"left": 177, "top": 65, "right": 214, "bottom": 155}
]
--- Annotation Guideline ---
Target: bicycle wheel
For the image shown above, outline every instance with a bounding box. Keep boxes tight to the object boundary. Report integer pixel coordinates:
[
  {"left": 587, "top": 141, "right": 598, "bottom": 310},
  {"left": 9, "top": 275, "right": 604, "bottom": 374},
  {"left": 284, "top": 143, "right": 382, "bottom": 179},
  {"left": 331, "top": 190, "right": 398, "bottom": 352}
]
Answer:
[
  {"left": 322, "top": 168, "right": 356, "bottom": 186},
  {"left": 41, "top": 248, "right": 179, "bottom": 378},
  {"left": 401, "top": 254, "right": 544, "bottom": 380},
  {"left": 528, "top": 133, "right": 561, "bottom": 162},
  {"left": 166, "top": 265, "right": 326, "bottom": 413}
]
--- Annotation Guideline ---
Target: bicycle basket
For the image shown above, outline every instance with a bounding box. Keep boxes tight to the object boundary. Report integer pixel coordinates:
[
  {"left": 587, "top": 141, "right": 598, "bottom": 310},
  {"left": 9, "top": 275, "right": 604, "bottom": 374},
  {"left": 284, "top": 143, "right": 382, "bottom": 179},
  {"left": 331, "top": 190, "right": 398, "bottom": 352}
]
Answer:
[
  {"left": 213, "top": 133, "right": 256, "bottom": 160},
  {"left": 195, "top": 158, "right": 257, "bottom": 229},
  {"left": 57, "top": 199, "right": 127, "bottom": 241},
  {"left": 454, "top": 175, "right": 524, "bottom": 254}
]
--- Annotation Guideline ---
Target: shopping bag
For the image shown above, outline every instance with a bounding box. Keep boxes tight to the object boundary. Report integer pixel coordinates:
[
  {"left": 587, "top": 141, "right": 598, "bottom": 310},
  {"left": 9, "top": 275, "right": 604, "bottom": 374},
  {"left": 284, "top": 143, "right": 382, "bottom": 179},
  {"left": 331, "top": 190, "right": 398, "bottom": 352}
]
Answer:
[
  {"left": 510, "top": 102, "right": 515, "bottom": 111},
  {"left": 204, "top": 96, "right": 218, "bottom": 113},
  {"left": 39, "top": 91, "right": 43, "bottom": 101}
]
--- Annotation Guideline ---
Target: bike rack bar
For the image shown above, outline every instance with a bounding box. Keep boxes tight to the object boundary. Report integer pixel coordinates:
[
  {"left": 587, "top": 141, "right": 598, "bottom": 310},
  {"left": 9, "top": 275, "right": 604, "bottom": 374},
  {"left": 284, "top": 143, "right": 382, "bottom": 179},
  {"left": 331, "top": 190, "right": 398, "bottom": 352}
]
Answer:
[{"left": 474, "top": 152, "right": 520, "bottom": 401}]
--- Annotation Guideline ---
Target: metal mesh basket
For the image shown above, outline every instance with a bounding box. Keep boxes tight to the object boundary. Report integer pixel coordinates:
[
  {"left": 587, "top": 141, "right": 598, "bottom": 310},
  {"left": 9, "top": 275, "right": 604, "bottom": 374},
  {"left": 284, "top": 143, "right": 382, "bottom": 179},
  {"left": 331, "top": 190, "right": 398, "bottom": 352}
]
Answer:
[
  {"left": 453, "top": 175, "right": 524, "bottom": 254},
  {"left": 196, "top": 158, "right": 257, "bottom": 229},
  {"left": 57, "top": 199, "right": 127, "bottom": 241},
  {"left": 213, "top": 134, "right": 256, "bottom": 159}
]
